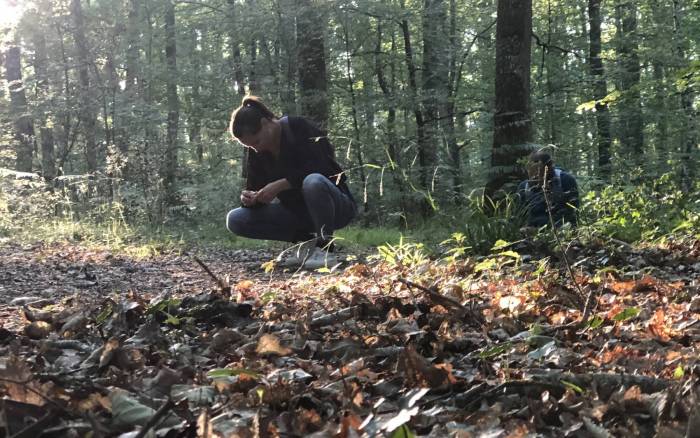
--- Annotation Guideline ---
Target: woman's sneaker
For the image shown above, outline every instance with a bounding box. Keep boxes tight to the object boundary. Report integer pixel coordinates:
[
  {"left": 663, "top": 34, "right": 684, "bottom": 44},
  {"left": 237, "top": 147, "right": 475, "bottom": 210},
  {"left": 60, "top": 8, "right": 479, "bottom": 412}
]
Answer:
[
  {"left": 275, "top": 239, "right": 317, "bottom": 267},
  {"left": 301, "top": 246, "right": 341, "bottom": 270}
]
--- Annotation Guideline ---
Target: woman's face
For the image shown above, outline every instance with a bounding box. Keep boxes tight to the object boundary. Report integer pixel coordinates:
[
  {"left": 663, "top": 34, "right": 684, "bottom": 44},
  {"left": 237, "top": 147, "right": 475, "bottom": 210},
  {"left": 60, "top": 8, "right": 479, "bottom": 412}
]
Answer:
[{"left": 238, "top": 118, "right": 275, "bottom": 153}]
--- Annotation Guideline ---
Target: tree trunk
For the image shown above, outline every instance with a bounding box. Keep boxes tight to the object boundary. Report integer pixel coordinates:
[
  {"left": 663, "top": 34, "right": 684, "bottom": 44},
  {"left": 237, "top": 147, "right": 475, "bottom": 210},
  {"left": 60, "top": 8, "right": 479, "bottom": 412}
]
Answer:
[
  {"left": 296, "top": 0, "right": 328, "bottom": 127},
  {"left": 616, "top": 2, "right": 644, "bottom": 159},
  {"left": 400, "top": 7, "right": 428, "bottom": 201},
  {"left": 5, "top": 46, "right": 35, "bottom": 172},
  {"left": 445, "top": 0, "right": 461, "bottom": 199},
  {"left": 673, "top": 0, "right": 697, "bottom": 185},
  {"left": 588, "top": 0, "right": 612, "bottom": 178},
  {"left": 33, "top": 33, "right": 56, "bottom": 181},
  {"left": 70, "top": 0, "right": 97, "bottom": 173},
  {"left": 422, "top": 0, "right": 447, "bottom": 199},
  {"left": 163, "top": 0, "right": 180, "bottom": 204},
  {"left": 342, "top": 20, "right": 368, "bottom": 214},
  {"left": 487, "top": 0, "right": 533, "bottom": 194},
  {"left": 276, "top": 0, "right": 296, "bottom": 114},
  {"left": 375, "top": 20, "right": 408, "bottom": 224},
  {"left": 190, "top": 28, "right": 203, "bottom": 163}
]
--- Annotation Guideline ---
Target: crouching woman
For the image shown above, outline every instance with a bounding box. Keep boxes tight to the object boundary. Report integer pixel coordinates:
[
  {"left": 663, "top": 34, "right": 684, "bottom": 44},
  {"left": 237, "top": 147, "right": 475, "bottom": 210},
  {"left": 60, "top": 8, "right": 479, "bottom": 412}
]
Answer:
[{"left": 225, "top": 96, "right": 357, "bottom": 267}]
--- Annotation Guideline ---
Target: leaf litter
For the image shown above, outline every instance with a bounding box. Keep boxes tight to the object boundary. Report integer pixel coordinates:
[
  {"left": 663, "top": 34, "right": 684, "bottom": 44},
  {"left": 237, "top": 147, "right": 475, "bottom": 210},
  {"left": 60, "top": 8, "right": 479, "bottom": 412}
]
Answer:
[{"left": 0, "top": 238, "right": 698, "bottom": 436}]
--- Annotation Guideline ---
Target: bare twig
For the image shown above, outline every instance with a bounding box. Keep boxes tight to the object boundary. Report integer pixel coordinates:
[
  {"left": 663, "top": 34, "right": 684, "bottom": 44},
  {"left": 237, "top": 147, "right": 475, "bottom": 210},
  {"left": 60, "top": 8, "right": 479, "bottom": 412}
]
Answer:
[
  {"left": 541, "top": 167, "right": 594, "bottom": 324},
  {"left": 193, "top": 256, "right": 230, "bottom": 295},
  {"left": 134, "top": 398, "right": 176, "bottom": 438}
]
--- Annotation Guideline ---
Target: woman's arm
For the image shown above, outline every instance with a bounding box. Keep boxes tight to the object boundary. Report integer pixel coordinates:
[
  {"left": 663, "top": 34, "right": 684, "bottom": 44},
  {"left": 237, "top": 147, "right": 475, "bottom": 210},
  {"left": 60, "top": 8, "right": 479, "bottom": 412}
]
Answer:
[{"left": 254, "top": 178, "right": 292, "bottom": 204}]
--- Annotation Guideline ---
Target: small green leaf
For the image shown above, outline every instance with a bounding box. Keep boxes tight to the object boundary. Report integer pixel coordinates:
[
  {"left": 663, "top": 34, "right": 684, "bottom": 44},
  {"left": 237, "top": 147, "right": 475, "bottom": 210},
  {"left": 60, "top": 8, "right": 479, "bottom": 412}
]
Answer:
[
  {"left": 498, "top": 250, "right": 521, "bottom": 260},
  {"left": 587, "top": 315, "right": 604, "bottom": 329},
  {"left": 163, "top": 313, "right": 180, "bottom": 326},
  {"left": 613, "top": 307, "right": 641, "bottom": 322},
  {"left": 561, "top": 380, "right": 584, "bottom": 394},
  {"left": 673, "top": 365, "right": 685, "bottom": 379},
  {"left": 474, "top": 258, "right": 497, "bottom": 272},
  {"left": 390, "top": 425, "right": 417, "bottom": 438},
  {"left": 491, "top": 239, "right": 510, "bottom": 251},
  {"left": 206, "top": 368, "right": 261, "bottom": 379},
  {"left": 479, "top": 342, "right": 512, "bottom": 359},
  {"left": 95, "top": 305, "right": 113, "bottom": 325}
]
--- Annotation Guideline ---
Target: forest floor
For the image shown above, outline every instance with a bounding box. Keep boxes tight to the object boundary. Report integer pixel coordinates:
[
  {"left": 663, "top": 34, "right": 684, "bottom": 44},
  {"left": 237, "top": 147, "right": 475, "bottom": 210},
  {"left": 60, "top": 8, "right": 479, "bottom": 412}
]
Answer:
[{"left": 1, "top": 235, "right": 699, "bottom": 437}]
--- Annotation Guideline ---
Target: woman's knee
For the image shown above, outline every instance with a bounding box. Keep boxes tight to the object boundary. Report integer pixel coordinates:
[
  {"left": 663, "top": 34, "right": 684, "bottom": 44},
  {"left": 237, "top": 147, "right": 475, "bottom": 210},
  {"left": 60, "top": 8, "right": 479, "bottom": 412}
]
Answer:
[
  {"left": 302, "top": 173, "right": 330, "bottom": 192},
  {"left": 226, "top": 208, "right": 249, "bottom": 236}
]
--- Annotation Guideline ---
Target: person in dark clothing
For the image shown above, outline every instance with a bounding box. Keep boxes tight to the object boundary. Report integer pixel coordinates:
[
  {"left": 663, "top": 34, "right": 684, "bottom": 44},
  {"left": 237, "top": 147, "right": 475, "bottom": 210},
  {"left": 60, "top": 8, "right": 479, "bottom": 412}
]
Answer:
[
  {"left": 517, "top": 151, "right": 579, "bottom": 228},
  {"left": 226, "top": 96, "right": 357, "bottom": 268}
]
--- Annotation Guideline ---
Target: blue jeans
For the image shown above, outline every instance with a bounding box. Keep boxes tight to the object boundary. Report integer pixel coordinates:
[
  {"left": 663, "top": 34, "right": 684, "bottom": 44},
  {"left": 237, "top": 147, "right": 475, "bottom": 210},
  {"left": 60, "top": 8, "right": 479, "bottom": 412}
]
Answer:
[{"left": 226, "top": 173, "right": 357, "bottom": 243}]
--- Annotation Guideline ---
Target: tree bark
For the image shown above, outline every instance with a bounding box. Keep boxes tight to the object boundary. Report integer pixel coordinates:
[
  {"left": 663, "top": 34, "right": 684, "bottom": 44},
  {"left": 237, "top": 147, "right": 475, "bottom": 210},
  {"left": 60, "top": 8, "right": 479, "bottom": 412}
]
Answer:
[
  {"left": 672, "top": 0, "right": 697, "bottom": 185},
  {"left": 163, "top": 0, "right": 180, "bottom": 204},
  {"left": 296, "top": 0, "right": 328, "bottom": 127},
  {"left": 342, "top": 20, "right": 368, "bottom": 214},
  {"left": 5, "top": 46, "right": 35, "bottom": 172},
  {"left": 616, "top": 1, "right": 644, "bottom": 159},
  {"left": 400, "top": 7, "right": 428, "bottom": 204},
  {"left": 421, "top": 0, "right": 445, "bottom": 195},
  {"left": 588, "top": 0, "right": 612, "bottom": 178},
  {"left": 33, "top": 34, "right": 56, "bottom": 181},
  {"left": 375, "top": 20, "right": 408, "bottom": 224},
  {"left": 70, "top": 0, "right": 98, "bottom": 173},
  {"left": 487, "top": 0, "right": 533, "bottom": 194}
]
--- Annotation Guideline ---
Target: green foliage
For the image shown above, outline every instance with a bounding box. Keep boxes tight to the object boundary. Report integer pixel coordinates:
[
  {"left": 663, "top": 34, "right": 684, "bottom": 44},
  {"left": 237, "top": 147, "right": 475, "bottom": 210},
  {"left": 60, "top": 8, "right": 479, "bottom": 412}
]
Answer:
[
  {"left": 453, "top": 193, "right": 527, "bottom": 254},
  {"left": 581, "top": 174, "right": 700, "bottom": 242},
  {"left": 374, "top": 236, "right": 428, "bottom": 269}
]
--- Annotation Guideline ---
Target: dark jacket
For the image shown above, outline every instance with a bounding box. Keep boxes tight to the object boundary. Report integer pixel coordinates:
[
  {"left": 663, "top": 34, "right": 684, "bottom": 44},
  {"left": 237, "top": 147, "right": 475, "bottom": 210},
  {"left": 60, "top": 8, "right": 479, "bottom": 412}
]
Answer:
[
  {"left": 244, "top": 116, "right": 352, "bottom": 215},
  {"left": 517, "top": 168, "right": 579, "bottom": 227}
]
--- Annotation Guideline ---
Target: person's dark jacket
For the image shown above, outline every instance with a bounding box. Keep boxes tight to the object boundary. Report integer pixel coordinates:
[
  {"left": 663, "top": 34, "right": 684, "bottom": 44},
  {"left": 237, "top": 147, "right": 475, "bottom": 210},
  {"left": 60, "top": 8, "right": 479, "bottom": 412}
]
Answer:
[
  {"left": 517, "top": 168, "right": 579, "bottom": 227},
  {"left": 244, "top": 116, "right": 352, "bottom": 216}
]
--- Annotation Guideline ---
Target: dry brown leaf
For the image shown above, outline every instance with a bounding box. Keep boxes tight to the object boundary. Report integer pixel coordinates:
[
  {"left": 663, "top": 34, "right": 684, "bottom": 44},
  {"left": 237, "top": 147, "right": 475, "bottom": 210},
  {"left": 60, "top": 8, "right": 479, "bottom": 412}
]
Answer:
[{"left": 256, "top": 334, "right": 291, "bottom": 356}]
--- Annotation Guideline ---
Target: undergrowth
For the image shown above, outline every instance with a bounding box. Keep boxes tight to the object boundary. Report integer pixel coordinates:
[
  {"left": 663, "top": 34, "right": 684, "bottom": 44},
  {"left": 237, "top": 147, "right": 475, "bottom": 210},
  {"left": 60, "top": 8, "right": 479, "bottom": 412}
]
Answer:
[{"left": 2, "top": 169, "right": 698, "bottom": 259}]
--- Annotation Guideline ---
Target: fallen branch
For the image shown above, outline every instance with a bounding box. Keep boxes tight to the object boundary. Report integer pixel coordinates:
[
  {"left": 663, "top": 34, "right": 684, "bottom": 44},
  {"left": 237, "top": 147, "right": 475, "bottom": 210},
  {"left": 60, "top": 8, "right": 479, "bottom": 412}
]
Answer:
[
  {"left": 193, "top": 256, "right": 231, "bottom": 295},
  {"left": 399, "top": 278, "right": 483, "bottom": 324},
  {"left": 530, "top": 371, "right": 672, "bottom": 395},
  {"left": 134, "top": 398, "right": 176, "bottom": 438},
  {"left": 10, "top": 411, "right": 58, "bottom": 438},
  {"left": 310, "top": 306, "right": 359, "bottom": 329}
]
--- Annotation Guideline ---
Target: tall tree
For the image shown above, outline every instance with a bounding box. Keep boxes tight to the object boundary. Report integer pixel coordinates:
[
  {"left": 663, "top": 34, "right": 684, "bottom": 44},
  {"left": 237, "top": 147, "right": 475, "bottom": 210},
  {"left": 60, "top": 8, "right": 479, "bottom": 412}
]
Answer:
[
  {"left": 487, "top": 0, "right": 533, "bottom": 193},
  {"left": 616, "top": 1, "right": 644, "bottom": 159},
  {"left": 296, "top": 0, "right": 328, "bottom": 126},
  {"left": 33, "top": 31, "right": 56, "bottom": 181},
  {"left": 588, "top": 0, "right": 612, "bottom": 177},
  {"left": 70, "top": 0, "right": 98, "bottom": 173},
  {"left": 421, "top": 0, "right": 447, "bottom": 197},
  {"left": 162, "top": 0, "right": 180, "bottom": 203},
  {"left": 5, "top": 46, "right": 35, "bottom": 172}
]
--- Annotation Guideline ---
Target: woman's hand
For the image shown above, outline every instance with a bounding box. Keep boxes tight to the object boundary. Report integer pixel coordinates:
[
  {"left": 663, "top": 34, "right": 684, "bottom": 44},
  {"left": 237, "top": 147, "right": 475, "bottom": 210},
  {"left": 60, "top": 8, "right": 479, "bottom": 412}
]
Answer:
[
  {"left": 241, "top": 190, "right": 257, "bottom": 207},
  {"left": 254, "top": 179, "right": 291, "bottom": 204}
]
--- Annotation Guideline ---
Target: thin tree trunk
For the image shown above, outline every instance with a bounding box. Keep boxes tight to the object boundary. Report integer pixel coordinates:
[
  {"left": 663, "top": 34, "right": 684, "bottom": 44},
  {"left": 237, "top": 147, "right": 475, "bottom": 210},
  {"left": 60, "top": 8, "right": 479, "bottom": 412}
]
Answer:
[
  {"left": 445, "top": 0, "right": 461, "bottom": 199},
  {"left": 617, "top": 1, "right": 644, "bottom": 159},
  {"left": 375, "top": 20, "right": 407, "bottom": 223},
  {"left": 342, "top": 20, "right": 368, "bottom": 214},
  {"left": 33, "top": 34, "right": 56, "bottom": 181},
  {"left": 276, "top": 0, "right": 296, "bottom": 114},
  {"left": 296, "top": 0, "right": 328, "bottom": 127},
  {"left": 487, "top": 0, "right": 533, "bottom": 194},
  {"left": 588, "top": 0, "right": 612, "bottom": 177},
  {"left": 70, "top": 0, "right": 97, "bottom": 173},
  {"left": 399, "top": 3, "right": 428, "bottom": 201},
  {"left": 163, "top": 0, "right": 179, "bottom": 204},
  {"left": 5, "top": 46, "right": 35, "bottom": 172},
  {"left": 672, "top": 0, "right": 697, "bottom": 184},
  {"left": 190, "top": 28, "right": 203, "bottom": 163},
  {"left": 421, "top": 0, "right": 446, "bottom": 199}
]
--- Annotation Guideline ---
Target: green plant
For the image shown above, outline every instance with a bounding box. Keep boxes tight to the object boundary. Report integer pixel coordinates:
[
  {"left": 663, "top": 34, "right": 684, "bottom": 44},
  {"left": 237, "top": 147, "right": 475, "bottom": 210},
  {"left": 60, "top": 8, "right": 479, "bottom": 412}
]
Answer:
[{"left": 373, "top": 235, "right": 428, "bottom": 269}]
